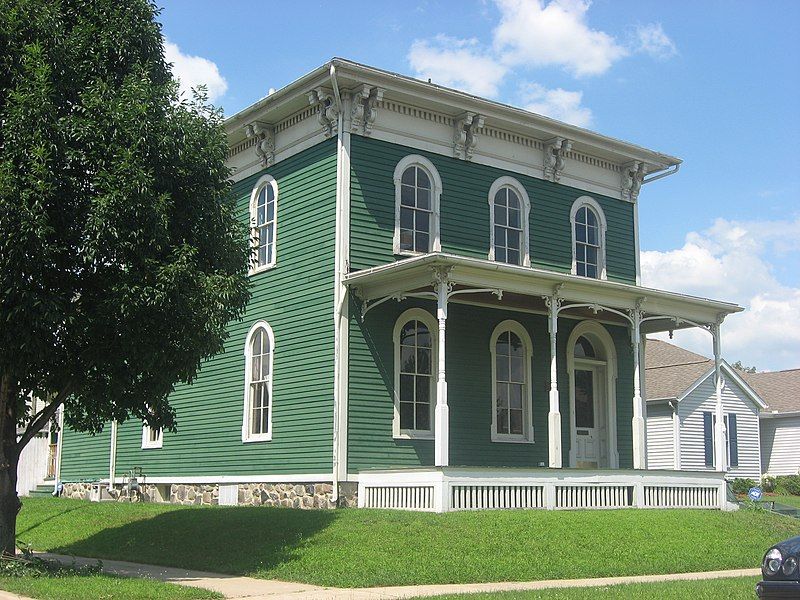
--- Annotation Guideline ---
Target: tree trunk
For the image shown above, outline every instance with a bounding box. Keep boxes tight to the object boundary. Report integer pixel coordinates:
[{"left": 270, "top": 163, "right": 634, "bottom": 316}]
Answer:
[
  {"left": 0, "top": 453, "right": 20, "bottom": 557},
  {"left": 0, "top": 405, "right": 20, "bottom": 557}
]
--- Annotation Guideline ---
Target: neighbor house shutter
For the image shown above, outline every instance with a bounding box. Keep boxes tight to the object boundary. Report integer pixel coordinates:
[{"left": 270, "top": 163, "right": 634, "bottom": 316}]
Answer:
[
  {"left": 703, "top": 412, "right": 714, "bottom": 467},
  {"left": 728, "top": 413, "right": 738, "bottom": 467}
]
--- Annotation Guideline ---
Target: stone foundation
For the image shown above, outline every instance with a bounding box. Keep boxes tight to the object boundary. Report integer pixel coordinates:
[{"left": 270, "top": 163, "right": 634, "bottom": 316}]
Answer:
[{"left": 61, "top": 481, "right": 358, "bottom": 508}]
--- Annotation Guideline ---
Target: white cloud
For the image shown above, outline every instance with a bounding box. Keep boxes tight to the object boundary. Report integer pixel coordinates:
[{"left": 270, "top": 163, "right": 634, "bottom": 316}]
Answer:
[
  {"left": 520, "top": 83, "right": 592, "bottom": 126},
  {"left": 164, "top": 40, "right": 228, "bottom": 103},
  {"left": 408, "top": 35, "right": 508, "bottom": 97},
  {"left": 633, "top": 23, "right": 677, "bottom": 59},
  {"left": 494, "top": 0, "right": 628, "bottom": 77},
  {"left": 642, "top": 217, "right": 800, "bottom": 371}
]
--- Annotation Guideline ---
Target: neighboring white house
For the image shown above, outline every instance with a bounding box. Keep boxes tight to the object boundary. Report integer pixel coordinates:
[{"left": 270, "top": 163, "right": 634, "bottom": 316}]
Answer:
[
  {"left": 16, "top": 397, "right": 60, "bottom": 496},
  {"left": 743, "top": 369, "right": 800, "bottom": 477},
  {"left": 645, "top": 339, "right": 766, "bottom": 480}
]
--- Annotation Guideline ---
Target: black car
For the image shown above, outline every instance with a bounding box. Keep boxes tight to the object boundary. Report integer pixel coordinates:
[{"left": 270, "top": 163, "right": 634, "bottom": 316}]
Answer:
[{"left": 757, "top": 535, "right": 800, "bottom": 599}]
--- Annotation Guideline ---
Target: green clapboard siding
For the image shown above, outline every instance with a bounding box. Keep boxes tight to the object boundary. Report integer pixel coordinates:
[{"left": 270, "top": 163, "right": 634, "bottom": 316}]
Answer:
[
  {"left": 347, "top": 299, "right": 633, "bottom": 471},
  {"left": 61, "top": 139, "right": 338, "bottom": 479},
  {"left": 350, "top": 135, "right": 636, "bottom": 283},
  {"left": 60, "top": 425, "right": 111, "bottom": 481}
]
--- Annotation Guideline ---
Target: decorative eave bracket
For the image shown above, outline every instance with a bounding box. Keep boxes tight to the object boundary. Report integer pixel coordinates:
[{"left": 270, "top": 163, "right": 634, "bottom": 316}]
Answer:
[
  {"left": 543, "top": 137, "right": 573, "bottom": 182},
  {"left": 621, "top": 161, "right": 647, "bottom": 202},
  {"left": 453, "top": 112, "right": 485, "bottom": 160},
  {"left": 244, "top": 121, "right": 275, "bottom": 168},
  {"left": 308, "top": 87, "right": 340, "bottom": 138},
  {"left": 350, "top": 85, "right": 385, "bottom": 136}
]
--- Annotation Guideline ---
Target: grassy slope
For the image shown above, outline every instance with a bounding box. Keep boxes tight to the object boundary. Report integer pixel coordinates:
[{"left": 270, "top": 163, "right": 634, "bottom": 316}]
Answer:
[
  {"left": 17, "top": 498, "right": 799, "bottom": 588},
  {"left": 0, "top": 575, "right": 221, "bottom": 600},
  {"left": 421, "top": 577, "right": 760, "bottom": 599},
  {"left": 766, "top": 495, "right": 800, "bottom": 508}
]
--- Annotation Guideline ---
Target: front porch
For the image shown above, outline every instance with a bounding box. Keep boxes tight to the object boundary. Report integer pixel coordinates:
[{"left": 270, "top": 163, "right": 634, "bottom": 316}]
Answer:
[
  {"left": 345, "top": 253, "right": 741, "bottom": 510},
  {"left": 358, "top": 466, "right": 733, "bottom": 512}
]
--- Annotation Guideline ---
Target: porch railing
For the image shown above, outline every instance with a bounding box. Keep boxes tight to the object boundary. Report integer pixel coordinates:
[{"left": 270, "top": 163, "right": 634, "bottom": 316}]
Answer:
[{"left": 357, "top": 467, "right": 732, "bottom": 512}]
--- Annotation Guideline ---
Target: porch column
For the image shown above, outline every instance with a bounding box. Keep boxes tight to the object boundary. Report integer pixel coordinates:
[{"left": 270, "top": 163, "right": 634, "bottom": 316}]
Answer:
[
  {"left": 545, "top": 294, "right": 562, "bottom": 468},
  {"left": 434, "top": 269, "right": 451, "bottom": 467},
  {"left": 630, "top": 305, "right": 646, "bottom": 470},
  {"left": 712, "top": 320, "right": 727, "bottom": 472}
]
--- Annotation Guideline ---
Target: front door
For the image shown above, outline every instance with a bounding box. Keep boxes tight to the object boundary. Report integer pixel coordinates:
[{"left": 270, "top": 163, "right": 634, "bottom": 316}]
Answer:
[{"left": 574, "top": 367, "right": 599, "bottom": 468}]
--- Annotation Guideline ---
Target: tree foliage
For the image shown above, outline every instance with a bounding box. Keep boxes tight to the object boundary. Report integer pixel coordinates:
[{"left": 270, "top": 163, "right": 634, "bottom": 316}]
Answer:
[{"left": 0, "top": 0, "right": 250, "bottom": 551}]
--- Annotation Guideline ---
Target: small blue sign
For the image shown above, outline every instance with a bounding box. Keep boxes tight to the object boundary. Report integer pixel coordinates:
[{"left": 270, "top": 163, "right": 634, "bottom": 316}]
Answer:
[{"left": 748, "top": 487, "right": 763, "bottom": 502}]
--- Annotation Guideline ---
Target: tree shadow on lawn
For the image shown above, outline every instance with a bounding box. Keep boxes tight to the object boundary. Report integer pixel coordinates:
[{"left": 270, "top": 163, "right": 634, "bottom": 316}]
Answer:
[{"left": 51, "top": 505, "right": 338, "bottom": 576}]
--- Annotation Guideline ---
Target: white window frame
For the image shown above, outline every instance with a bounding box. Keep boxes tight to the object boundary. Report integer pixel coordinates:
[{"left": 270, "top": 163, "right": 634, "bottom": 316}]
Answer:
[
  {"left": 393, "top": 308, "right": 438, "bottom": 440},
  {"left": 488, "top": 176, "right": 531, "bottom": 267},
  {"left": 141, "top": 423, "right": 162, "bottom": 449},
  {"left": 570, "top": 196, "right": 607, "bottom": 280},
  {"left": 249, "top": 174, "right": 279, "bottom": 275},
  {"left": 393, "top": 155, "right": 442, "bottom": 256},
  {"left": 490, "top": 320, "right": 534, "bottom": 443},
  {"left": 242, "top": 320, "right": 275, "bottom": 443}
]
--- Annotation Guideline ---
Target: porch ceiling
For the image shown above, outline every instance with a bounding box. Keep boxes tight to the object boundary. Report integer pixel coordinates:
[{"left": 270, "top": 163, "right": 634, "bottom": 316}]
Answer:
[{"left": 344, "top": 253, "right": 742, "bottom": 332}]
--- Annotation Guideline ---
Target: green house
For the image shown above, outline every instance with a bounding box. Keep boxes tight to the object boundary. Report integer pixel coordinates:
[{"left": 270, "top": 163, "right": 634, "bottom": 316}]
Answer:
[{"left": 57, "top": 59, "right": 743, "bottom": 511}]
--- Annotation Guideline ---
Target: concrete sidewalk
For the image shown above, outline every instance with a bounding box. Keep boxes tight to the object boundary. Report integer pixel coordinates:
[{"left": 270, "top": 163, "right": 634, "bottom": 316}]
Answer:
[{"left": 28, "top": 554, "right": 760, "bottom": 599}]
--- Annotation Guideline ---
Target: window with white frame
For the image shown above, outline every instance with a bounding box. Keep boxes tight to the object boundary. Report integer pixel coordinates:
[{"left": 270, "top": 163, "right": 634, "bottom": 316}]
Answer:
[
  {"left": 393, "top": 309, "right": 437, "bottom": 438},
  {"left": 393, "top": 155, "right": 442, "bottom": 255},
  {"left": 243, "top": 321, "right": 274, "bottom": 442},
  {"left": 141, "top": 423, "right": 162, "bottom": 449},
  {"left": 249, "top": 175, "right": 278, "bottom": 272},
  {"left": 488, "top": 177, "right": 531, "bottom": 266},
  {"left": 490, "top": 321, "right": 534, "bottom": 442},
  {"left": 570, "top": 196, "right": 607, "bottom": 279}
]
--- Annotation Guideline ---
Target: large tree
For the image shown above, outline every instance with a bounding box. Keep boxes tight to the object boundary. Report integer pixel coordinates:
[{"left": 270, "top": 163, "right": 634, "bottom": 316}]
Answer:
[{"left": 0, "top": 0, "right": 250, "bottom": 555}]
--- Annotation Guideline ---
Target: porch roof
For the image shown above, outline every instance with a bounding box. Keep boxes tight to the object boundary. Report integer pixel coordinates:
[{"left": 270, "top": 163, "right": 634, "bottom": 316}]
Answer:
[{"left": 344, "top": 253, "right": 742, "bottom": 333}]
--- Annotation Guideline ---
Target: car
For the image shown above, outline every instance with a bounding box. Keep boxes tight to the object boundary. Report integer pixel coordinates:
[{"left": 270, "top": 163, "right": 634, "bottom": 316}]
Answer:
[{"left": 757, "top": 535, "right": 800, "bottom": 599}]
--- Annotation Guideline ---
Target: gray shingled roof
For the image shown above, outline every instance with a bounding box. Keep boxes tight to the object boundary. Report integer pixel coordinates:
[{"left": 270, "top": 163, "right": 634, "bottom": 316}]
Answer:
[
  {"left": 742, "top": 369, "right": 800, "bottom": 414},
  {"left": 645, "top": 339, "right": 713, "bottom": 401}
]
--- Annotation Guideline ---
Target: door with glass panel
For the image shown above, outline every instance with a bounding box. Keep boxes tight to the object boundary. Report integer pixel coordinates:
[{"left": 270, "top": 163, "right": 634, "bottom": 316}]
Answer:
[{"left": 573, "top": 366, "right": 602, "bottom": 468}]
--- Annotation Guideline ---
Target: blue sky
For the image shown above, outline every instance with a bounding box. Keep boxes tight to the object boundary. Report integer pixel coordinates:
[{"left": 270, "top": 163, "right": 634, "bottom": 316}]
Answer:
[{"left": 158, "top": 1, "right": 799, "bottom": 370}]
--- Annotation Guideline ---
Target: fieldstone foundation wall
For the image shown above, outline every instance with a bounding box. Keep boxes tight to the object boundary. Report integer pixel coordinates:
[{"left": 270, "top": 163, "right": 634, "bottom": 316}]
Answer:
[{"left": 61, "top": 481, "right": 358, "bottom": 508}]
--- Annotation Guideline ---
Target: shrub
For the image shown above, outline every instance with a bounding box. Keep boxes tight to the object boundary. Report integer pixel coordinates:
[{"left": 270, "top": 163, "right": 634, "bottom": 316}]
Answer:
[
  {"left": 775, "top": 475, "right": 800, "bottom": 496},
  {"left": 730, "top": 478, "right": 757, "bottom": 495}
]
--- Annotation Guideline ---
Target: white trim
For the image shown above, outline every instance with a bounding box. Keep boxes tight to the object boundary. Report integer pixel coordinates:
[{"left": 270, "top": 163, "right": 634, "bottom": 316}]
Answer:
[
  {"left": 141, "top": 423, "right": 163, "bottom": 449},
  {"left": 248, "top": 174, "right": 279, "bottom": 275},
  {"left": 393, "top": 307, "right": 438, "bottom": 439},
  {"left": 117, "top": 474, "right": 335, "bottom": 485},
  {"left": 392, "top": 155, "right": 442, "bottom": 256},
  {"left": 671, "top": 401, "right": 681, "bottom": 470},
  {"left": 570, "top": 196, "right": 608, "bottom": 280},
  {"left": 633, "top": 201, "right": 641, "bottom": 285},
  {"left": 54, "top": 407, "right": 64, "bottom": 487},
  {"left": 487, "top": 176, "right": 531, "bottom": 267},
  {"left": 242, "top": 320, "right": 275, "bottom": 442},
  {"left": 109, "top": 420, "right": 118, "bottom": 486},
  {"left": 676, "top": 362, "right": 767, "bottom": 410},
  {"left": 489, "top": 320, "right": 534, "bottom": 443},
  {"left": 566, "top": 320, "right": 619, "bottom": 469}
]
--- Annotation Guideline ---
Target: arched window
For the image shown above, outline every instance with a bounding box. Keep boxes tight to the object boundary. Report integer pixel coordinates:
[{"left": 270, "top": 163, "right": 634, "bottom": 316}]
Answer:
[
  {"left": 249, "top": 175, "right": 278, "bottom": 273},
  {"left": 393, "top": 308, "right": 437, "bottom": 438},
  {"left": 393, "top": 155, "right": 442, "bottom": 255},
  {"left": 574, "top": 336, "right": 596, "bottom": 358},
  {"left": 488, "top": 177, "right": 531, "bottom": 266},
  {"left": 242, "top": 321, "right": 274, "bottom": 442},
  {"left": 490, "top": 321, "right": 534, "bottom": 443},
  {"left": 570, "top": 196, "right": 607, "bottom": 279}
]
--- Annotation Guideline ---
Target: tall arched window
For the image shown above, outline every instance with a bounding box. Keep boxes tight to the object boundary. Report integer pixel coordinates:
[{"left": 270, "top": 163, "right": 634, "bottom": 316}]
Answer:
[
  {"left": 242, "top": 321, "right": 274, "bottom": 442},
  {"left": 570, "top": 196, "right": 607, "bottom": 279},
  {"left": 393, "top": 308, "right": 438, "bottom": 438},
  {"left": 488, "top": 177, "right": 531, "bottom": 266},
  {"left": 490, "top": 321, "right": 534, "bottom": 443},
  {"left": 393, "top": 155, "right": 442, "bottom": 255},
  {"left": 249, "top": 175, "right": 278, "bottom": 273}
]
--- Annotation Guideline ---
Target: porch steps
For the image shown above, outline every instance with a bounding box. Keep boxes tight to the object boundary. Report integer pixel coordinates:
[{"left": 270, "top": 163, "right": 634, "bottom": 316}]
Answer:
[{"left": 27, "top": 481, "right": 55, "bottom": 498}]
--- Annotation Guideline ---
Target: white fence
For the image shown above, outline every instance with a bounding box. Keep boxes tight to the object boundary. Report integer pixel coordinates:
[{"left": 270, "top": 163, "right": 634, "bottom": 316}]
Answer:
[
  {"left": 358, "top": 467, "right": 731, "bottom": 512},
  {"left": 17, "top": 435, "right": 50, "bottom": 496}
]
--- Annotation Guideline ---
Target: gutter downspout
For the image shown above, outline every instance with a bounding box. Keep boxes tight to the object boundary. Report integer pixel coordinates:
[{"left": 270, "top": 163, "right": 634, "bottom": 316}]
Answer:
[
  {"left": 330, "top": 62, "right": 344, "bottom": 504},
  {"left": 642, "top": 163, "right": 680, "bottom": 185},
  {"left": 108, "top": 420, "right": 118, "bottom": 488}
]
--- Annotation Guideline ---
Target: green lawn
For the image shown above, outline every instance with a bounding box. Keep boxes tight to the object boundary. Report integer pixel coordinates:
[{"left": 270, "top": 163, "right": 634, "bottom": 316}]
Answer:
[
  {"left": 16, "top": 497, "right": 799, "bottom": 588},
  {"left": 765, "top": 495, "right": 800, "bottom": 508},
  {"left": 0, "top": 575, "right": 221, "bottom": 600},
  {"left": 420, "top": 577, "right": 760, "bottom": 599}
]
